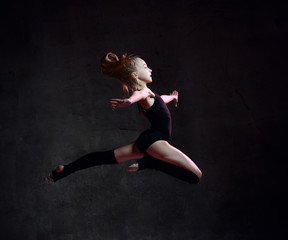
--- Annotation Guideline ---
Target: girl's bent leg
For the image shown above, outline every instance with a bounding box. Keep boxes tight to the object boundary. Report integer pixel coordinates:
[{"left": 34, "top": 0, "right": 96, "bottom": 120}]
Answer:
[
  {"left": 146, "top": 140, "right": 202, "bottom": 179},
  {"left": 133, "top": 155, "right": 200, "bottom": 184}
]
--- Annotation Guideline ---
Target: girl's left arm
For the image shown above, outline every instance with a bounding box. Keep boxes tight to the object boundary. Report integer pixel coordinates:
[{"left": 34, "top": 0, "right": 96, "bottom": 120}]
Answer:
[{"left": 161, "top": 90, "right": 178, "bottom": 107}]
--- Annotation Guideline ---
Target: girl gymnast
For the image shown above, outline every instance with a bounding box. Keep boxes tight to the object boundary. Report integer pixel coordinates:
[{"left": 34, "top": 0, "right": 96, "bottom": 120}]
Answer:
[{"left": 45, "top": 53, "right": 202, "bottom": 183}]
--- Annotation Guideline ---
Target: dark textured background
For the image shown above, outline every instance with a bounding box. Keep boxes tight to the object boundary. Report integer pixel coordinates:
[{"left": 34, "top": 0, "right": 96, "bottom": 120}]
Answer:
[{"left": 0, "top": 0, "right": 287, "bottom": 239}]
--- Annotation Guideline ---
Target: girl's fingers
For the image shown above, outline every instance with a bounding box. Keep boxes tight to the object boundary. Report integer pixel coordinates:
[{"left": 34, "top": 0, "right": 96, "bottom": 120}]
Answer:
[
  {"left": 110, "top": 99, "right": 122, "bottom": 104},
  {"left": 171, "top": 90, "right": 178, "bottom": 96},
  {"left": 173, "top": 90, "right": 178, "bottom": 107},
  {"left": 110, "top": 99, "right": 121, "bottom": 108},
  {"left": 110, "top": 99, "right": 129, "bottom": 108}
]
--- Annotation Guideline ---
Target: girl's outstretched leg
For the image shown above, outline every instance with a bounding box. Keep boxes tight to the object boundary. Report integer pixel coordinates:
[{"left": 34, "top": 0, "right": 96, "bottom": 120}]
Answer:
[
  {"left": 46, "top": 142, "right": 144, "bottom": 183},
  {"left": 46, "top": 150, "right": 117, "bottom": 183}
]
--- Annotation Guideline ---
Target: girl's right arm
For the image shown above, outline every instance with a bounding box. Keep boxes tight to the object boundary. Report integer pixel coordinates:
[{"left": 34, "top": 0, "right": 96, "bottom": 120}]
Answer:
[{"left": 110, "top": 90, "right": 147, "bottom": 109}]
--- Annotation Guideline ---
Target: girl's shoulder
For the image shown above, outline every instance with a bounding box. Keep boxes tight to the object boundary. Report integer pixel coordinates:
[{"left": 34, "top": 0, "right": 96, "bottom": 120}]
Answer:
[
  {"left": 136, "top": 87, "right": 155, "bottom": 98},
  {"left": 145, "top": 87, "right": 155, "bottom": 98},
  {"left": 137, "top": 88, "right": 155, "bottom": 110}
]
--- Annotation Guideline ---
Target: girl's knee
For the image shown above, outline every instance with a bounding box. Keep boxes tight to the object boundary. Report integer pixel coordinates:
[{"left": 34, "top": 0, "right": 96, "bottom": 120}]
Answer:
[{"left": 197, "top": 170, "right": 203, "bottom": 180}]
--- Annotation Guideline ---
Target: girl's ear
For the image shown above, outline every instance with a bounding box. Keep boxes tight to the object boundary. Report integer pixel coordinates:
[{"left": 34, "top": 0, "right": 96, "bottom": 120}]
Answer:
[
  {"left": 131, "top": 72, "right": 141, "bottom": 89},
  {"left": 131, "top": 72, "right": 138, "bottom": 79}
]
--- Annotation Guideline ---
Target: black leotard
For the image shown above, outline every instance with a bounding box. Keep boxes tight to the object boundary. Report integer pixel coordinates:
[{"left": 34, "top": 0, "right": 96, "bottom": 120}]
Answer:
[{"left": 136, "top": 93, "right": 172, "bottom": 153}]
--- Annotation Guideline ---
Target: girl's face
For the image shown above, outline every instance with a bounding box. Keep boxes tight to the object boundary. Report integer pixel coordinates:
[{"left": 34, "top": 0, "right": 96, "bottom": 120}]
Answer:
[{"left": 135, "top": 58, "right": 152, "bottom": 83}]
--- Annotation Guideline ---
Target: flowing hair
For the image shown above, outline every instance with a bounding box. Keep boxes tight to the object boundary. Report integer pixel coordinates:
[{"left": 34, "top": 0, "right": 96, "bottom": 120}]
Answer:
[{"left": 100, "top": 52, "right": 139, "bottom": 97}]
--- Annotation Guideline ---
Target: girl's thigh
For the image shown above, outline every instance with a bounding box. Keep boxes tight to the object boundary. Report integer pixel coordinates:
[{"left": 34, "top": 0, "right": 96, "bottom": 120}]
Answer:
[{"left": 147, "top": 140, "right": 202, "bottom": 179}]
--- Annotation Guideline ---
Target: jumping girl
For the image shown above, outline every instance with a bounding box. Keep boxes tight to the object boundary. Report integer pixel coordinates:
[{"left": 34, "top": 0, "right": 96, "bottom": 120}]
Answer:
[{"left": 45, "top": 53, "right": 202, "bottom": 183}]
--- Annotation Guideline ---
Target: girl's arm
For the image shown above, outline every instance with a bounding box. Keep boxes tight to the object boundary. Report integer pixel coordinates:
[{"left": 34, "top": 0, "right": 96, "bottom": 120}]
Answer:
[
  {"left": 161, "top": 90, "right": 178, "bottom": 107},
  {"left": 110, "top": 90, "right": 148, "bottom": 109}
]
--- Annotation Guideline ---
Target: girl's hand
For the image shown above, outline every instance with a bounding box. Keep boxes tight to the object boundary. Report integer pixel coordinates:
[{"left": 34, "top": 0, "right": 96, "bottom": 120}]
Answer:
[
  {"left": 110, "top": 98, "right": 132, "bottom": 110},
  {"left": 171, "top": 90, "right": 178, "bottom": 107}
]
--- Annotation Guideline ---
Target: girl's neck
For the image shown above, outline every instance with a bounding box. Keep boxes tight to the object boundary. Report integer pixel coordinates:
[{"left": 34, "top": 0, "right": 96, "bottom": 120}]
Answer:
[{"left": 137, "top": 80, "right": 148, "bottom": 91}]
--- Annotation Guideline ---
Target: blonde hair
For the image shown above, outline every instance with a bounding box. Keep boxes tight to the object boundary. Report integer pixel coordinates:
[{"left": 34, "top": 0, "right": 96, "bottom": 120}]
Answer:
[{"left": 100, "top": 52, "right": 139, "bottom": 97}]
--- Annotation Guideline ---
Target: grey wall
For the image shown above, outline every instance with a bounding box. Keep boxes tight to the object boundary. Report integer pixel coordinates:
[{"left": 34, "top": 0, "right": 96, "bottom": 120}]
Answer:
[{"left": 1, "top": 0, "right": 287, "bottom": 239}]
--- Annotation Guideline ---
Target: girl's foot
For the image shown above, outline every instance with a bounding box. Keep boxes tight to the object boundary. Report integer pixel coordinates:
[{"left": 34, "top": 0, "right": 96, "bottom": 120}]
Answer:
[
  {"left": 45, "top": 165, "right": 64, "bottom": 183},
  {"left": 127, "top": 163, "right": 139, "bottom": 172}
]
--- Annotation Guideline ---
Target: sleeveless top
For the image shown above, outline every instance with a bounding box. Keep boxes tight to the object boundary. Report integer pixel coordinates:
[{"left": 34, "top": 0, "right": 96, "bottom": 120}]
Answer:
[{"left": 136, "top": 93, "right": 172, "bottom": 153}]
